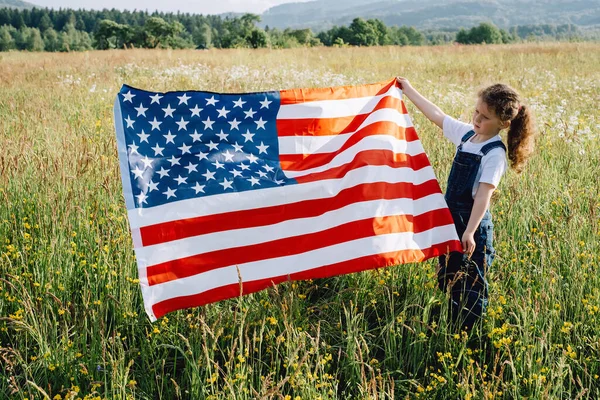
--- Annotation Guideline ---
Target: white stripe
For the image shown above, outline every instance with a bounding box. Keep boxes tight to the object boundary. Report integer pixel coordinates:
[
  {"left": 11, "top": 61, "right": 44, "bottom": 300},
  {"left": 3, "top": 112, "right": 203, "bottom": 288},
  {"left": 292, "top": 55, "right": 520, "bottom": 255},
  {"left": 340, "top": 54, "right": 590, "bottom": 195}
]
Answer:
[
  {"left": 134, "top": 193, "right": 448, "bottom": 266},
  {"left": 127, "top": 164, "right": 437, "bottom": 229},
  {"left": 281, "top": 136, "right": 425, "bottom": 178},
  {"left": 277, "top": 85, "right": 402, "bottom": 119},
  {"left": 278, "top": 109, "right": 413, "bottom": 155},
  {"left": 141, "top": 224, "right": 457, "bottom": 306}
]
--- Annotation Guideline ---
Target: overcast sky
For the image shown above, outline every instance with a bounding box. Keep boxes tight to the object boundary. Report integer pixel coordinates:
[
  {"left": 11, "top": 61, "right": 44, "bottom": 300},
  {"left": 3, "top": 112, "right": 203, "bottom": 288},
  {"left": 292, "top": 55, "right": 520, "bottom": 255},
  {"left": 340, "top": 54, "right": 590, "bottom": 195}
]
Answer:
[{"left": 29, "top": 0, "right": 313, "bottom": 14}]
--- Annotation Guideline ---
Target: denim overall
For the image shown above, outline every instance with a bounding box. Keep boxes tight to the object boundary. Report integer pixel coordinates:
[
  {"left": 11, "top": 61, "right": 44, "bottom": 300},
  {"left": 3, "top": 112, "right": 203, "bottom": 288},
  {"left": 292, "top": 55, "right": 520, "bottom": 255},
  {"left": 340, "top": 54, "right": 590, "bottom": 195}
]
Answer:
[{"left": 438, "top": 130, "right": 506, "bottom": 330}]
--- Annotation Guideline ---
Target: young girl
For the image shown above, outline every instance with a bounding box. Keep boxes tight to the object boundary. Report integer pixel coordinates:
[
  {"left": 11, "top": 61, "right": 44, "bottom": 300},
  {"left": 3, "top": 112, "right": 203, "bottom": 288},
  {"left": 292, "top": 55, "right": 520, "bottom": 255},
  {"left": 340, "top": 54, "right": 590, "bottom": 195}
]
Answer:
[{"left": 397, "top": 77, "right": 536, "bottom": 330}]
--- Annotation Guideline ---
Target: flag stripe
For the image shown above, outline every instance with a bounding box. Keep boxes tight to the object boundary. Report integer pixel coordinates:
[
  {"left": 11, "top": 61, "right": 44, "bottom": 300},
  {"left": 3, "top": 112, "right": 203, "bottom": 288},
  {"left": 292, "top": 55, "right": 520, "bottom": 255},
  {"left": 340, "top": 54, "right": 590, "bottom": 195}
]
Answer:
[
  {"left": 279, "top": 79, "right": 398, "bottom": 105},
  {"left": 146, "top": 208, "right": 454, "bottom": 286},
  {"left": 135, "top": 193, "right": 449, "bottom": 267},
  {"left": 140, "top": 178, "right": 442, "bottom": 247},
  {"left": 276, "top": 104, "right": 410, "bottom": 138},
  {"left": 277, "top": 85, "right": 402, "bottom": 119},
  {"left": 127, "top": 165, "right": 438, "bottom": 229},
  {"left": 144, "top": 224, "right": 459, "bottom": 310}
]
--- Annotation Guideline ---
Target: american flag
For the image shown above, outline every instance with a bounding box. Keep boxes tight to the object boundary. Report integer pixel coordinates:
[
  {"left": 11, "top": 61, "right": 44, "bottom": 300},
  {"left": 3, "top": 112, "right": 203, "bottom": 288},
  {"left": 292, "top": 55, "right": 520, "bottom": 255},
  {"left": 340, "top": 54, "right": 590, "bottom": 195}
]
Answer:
[{"left": 113, "top": 79, "right": 461, "bottom": 321}]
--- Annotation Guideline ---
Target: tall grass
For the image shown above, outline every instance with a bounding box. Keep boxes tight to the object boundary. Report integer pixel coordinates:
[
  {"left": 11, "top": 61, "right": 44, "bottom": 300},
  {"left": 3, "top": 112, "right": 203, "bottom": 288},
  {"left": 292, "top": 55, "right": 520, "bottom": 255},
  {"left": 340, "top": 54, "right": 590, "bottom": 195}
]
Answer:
[{"left": 1, "top": 43, "right": 599, "bottom": 399}]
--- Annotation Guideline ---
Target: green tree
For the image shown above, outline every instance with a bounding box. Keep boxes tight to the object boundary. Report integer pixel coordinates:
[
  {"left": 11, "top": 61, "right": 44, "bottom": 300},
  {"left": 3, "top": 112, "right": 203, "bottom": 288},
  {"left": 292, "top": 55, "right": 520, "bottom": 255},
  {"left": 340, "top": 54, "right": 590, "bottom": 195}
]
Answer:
[
  {"left": 0, "top": 25, "right": 14, "bottom": 51},
  {"left": 192, "top": 22, "right": 212, "bottom": 49},
  {"left": 39, "top": 14, "right": 53, "bottom": 32},
  {"left": 25, "top": 27, "right": 44, "bottom": 51},
  {"left": 349, "top": 17, "right": 378, "bottom": 46},
  {"left": 43, "top": 28, "right": 61, "bottom": 51},
  {"left": 144, "top": 17, "right": 184, "bottom": 48}
]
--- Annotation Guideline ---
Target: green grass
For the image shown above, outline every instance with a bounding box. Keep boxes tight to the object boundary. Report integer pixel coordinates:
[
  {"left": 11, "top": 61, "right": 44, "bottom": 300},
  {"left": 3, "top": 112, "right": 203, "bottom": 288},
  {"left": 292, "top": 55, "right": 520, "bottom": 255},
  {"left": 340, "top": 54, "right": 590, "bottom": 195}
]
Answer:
[{"left": 1, "top": 43, "right": 599, "bottom": 399}]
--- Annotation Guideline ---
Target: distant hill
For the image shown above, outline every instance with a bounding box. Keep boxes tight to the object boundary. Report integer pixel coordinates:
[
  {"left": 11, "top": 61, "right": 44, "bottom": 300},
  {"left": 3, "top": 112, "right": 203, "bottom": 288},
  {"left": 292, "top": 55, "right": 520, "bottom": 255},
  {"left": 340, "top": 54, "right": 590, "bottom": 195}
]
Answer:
[
  {"left": 259, "top": 0, "right": 600, "bottom": 31},
  {"left": 0, "top": 0, "right": 37, "bottom": 9}
]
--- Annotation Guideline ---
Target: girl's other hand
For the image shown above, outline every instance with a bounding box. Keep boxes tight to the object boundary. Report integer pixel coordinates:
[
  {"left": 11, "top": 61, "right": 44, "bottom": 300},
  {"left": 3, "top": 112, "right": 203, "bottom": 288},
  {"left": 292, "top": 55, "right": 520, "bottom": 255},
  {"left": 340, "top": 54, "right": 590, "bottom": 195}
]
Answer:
[{"left": 461, "top": 231, "right": 476, "bottom": 256}]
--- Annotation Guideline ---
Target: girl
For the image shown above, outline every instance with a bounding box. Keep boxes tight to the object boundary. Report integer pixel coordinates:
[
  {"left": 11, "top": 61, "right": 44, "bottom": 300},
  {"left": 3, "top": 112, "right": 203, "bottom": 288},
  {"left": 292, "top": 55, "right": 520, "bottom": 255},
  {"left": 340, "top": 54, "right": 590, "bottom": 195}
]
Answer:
[{"left": 397, "top": 77, "right": 536, "bottom": 330}]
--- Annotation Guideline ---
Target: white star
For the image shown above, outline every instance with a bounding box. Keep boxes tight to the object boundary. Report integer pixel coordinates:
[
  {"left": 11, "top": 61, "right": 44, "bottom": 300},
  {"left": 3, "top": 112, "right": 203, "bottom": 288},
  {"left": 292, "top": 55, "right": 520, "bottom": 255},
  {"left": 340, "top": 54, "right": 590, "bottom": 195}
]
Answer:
[
  {"left": 190, "top": 130, "right": 203, "bottom": 142},
  {"left": 136, "top": 191, "right": 148, "bottom": 205},
  {"left": 196, "top": 151, "right": 208, "bottom": 161},
  {"left": 149, "top": 93, "right": 163, "bottom": 105},
  {"left": 162, "top": 104, "right": 176, "bottom": 118},
  {"left": 228, "top": 118, "right": 241, "bottom": 131},
  {"left": 147, "top": 180, "right": 159, "bottom": 192},
  {"left": 212, "top": 160, "right": 225, "bottom": 169},
  {"left": 168, "top": 155, "right": 181, "bottom": 166},
  {"left": 176, "top": 117, "right": 189, "bottom": 131},
  {"left": 216, "top": 130, "right": 229, "bottom": 141},
  {"left": 190, "top": 105, "right": 203, "bottom": 117},
  {"left": 239, "top": 163, "right": 250, "bottom": 171},
  {"left": 255, "top": 117, "right": 267, "bottom": 130},
  {"left": 192, "top": 182, "right": 205, "bottom": 194},
  {"left": 217, "top": 106, "right": 230, "bottom": 119},
  {"left": 274, "top": 178, "right": 285, "bottom": 185},
  {"left": 124, "top": 116, "right": 135, "bottom": 128},
  {"left": 231, "top": 169, "right": 243, "bottom": 178},
  {"left": 151, "top": 143, "right": 164, "bottom": 156},
  {"left": 222, "top": 150, "right": 235, "bottom": 162},
  {"left": 163, "top": 187, "right": 177, "bottom": 199},
  {"left": 256, "top": 141, "right": 269, "bottom": 154},
  {"left": 202, "top": 116, "right": 215, "bottom": 130},
  {"left": 241, "top": 130, "right": 255, "bottom": 142},
  {"left": 140, "top": 156, "right": 153, "bottom": 169},
  {"left": 206, "top": 96, "right": 219, "bottom": 106},
  {"left": 202, "top": 170, "right": 216, "bottom": 181},
  {"left": 137, "top": 130, "right": 149, "bottom": 143},
  {"left": 122, "top": 90, "right": 135, "bottom": 102},
  {"left": 149, "top": 117, "right": 162, "bottom": 131},
  {"left": 178, "top": 143, "right": 192, "bottom": 155},
  {"left": 263, "top": 164, "right": 275, "bottom": 172},
  {"left": 131, "top": 166, "right": 144, "bottom": 179},
  {"left": 135, "top": 103, "right": 148, "bottom": 117},
  {"left": 259, "top": 97, "right": 272, "bottom": 109},
  {"left": 257, "top": 170, "right": 267, "bottom": 178},
  {"left": 163, "top": 131, "right": 176, "bottom": 144},
  {"left": 184, "top": 162, "right": 198, "bottom": 173},
  {"left": 247, "top": 176, "right": 260, "bottom": 186},
  {"left": 177, "top": 93, "right": 191, "bottom": 105},
  {"left": 244, "top": 108, "right": 256, "bottom": 119},
  {"left": 232, "top": 142, "right": 244, "bottom": 152},
  {"left": 247, "top": 154, "right": 259, "bottom": 164},
  {"left": 128, "top": 143, "right": 139, "bottom": 155},
  {"left": 156, "top": 167, "right": 170, "bottom": 178},
  {"left": 174, "top": 175, "right": 188, "bottom": 185},
  {"left": 233, "top": 97, "right": 246, "bottom": 108},
  {"left": 206, "top": 141, "right": 219, "bottom": 151},
  {"left": 219, "top": 178, "right": 234, "bottom": 190}
]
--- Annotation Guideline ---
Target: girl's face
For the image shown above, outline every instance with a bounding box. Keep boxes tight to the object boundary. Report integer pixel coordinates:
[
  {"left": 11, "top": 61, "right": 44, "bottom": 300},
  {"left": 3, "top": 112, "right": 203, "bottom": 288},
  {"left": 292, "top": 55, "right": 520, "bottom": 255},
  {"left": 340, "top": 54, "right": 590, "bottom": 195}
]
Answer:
[{"left": 472, "top": 98, "right": 509, "bottom": 138}]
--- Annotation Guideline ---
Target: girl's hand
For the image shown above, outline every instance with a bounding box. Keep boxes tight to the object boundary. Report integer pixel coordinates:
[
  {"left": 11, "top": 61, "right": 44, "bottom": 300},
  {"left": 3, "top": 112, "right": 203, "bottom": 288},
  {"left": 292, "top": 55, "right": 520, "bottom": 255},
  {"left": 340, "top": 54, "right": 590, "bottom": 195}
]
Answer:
[
  {"left": 462, "top": 231, "right": 476, "bottom": 256},
  {"left": 396, "top": 76, "right": 414, "bottom": 92}
]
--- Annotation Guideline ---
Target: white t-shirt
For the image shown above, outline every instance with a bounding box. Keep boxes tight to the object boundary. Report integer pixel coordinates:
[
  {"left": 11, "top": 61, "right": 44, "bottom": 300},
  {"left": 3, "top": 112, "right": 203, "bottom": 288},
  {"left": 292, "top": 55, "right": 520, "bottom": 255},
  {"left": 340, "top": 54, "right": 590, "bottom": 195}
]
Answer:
[{"left": 443, "top": 115, "right": 508, "bottom": 198}]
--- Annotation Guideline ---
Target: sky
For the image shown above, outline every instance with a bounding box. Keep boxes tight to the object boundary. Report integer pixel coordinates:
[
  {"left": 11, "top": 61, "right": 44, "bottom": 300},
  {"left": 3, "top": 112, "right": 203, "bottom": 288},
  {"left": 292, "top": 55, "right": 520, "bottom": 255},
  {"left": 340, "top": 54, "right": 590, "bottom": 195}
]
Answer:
[{"left": 28, "top": 0, "right": 313, "bottom": 14}]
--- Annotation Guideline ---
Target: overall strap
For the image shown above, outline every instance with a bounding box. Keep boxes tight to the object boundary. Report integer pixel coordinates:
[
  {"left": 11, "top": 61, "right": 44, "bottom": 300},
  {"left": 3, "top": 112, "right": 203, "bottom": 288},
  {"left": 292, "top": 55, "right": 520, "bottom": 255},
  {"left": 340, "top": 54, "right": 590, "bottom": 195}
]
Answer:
[
  {"left": 481, "top": 140, "right": 507, "bottom": 155},
  {"left": 460, "top": 130, "right": 476, "bottom": 144}
]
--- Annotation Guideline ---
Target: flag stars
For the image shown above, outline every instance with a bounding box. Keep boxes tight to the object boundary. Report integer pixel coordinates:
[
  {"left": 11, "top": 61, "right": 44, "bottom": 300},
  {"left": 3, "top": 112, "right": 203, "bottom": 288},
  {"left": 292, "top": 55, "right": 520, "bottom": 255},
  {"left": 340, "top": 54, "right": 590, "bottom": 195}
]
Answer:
[
  {"left": 131, "top": 166, "right": 144, "bottom": 179},
  {"left": 247, "top": 154, "right": 259, "bottom": 164},
  {"left": 136, "top": 191, "right": 148, "bottom": 205},
  {"left": 147, "top": 180, "right": 159, "bottom": 192},
  {"left": 163, "top": 131, "right": 176, "bottom": 144},
  {"left": 176, "top": 117, "right": 189, "bottom": 131},
  {"left": 219, "top": 178, "right": 234, "bottom": 190},
  {"left": 233, "top": 97, "right": 246, "bottom": 108},
  {"left": 149, "top": 93, "right": 163, "bottom": 105},
  {"left": 255, "top": 117, "right": 267, "bottom": 130},
  {"left": 149, "top": 117, "right": 162, "bottom": 131},
  {"left": 206, "top": 96, "right": 219, "bottom": 106},
  {"left": 202, "top": 116, "right": 215, "bottom": 130},
  {"left": 206, "top": 141, "right": 219, "bottom": 151},
  {"left": 202, "top": 170, "right": 216, "bottom": 181},
  {"left": 263, "top": 164, "right": 275, "bottom": 173},
  {"left": 256, "top": 142, "right": 269, "bottom": 154},
  {"left": 217, "top": 106, "right": 230, "bottom": 119},
  {"left": 239, "top": 163, "right": 250, "bottom": 171},
  {"left": 156, "top": 167, "right": 170, "bottom": 178},
  {"left": 124, "top": 116, "right": 135, "bottom": 128},
  {"left": 140, "top": 156, "right": 153, "bottom": 169},
  {"left": 135, "top": 103, "right": 148, "bottom": 117},
  {"left": 230, "top": 169, "right": 243, "bottom": 178},
  {"left": 137, "top": 130, "right": 150, "bottom": 143},
  {"left": 257, "top": 170, "right": 268, "bottom": 178},
  {"left": 122, "top": 90, "right": 135, "bottom": 102},
  {"left": 190, "top": 130, "right": 203, "bottom": 142},
  {"left": 196, "top": 151, "right": 209, "bottom": 161},
  {"left": 212, "top": 160, "right": 225, "bottom": 170},
  {"left": 128, "top": 143, "right": 139, "bottom": 155},
  {"left": 184, "top": 162, "right": 198, "bottom": 173},
  {"left": 193, "top": 182, "right": 205, "bottom": 194},
  {"left": 162, "top": 104, "right": 176, "bottom": 118},
  {"left": 241, "top": 130, "right": 255, "bottom": 142},
  {"left": 163, "top": 187, "right": 177, "bottom": 199},
  {"left": 259, "top": 97, "right": 272, "bottom": 109},
  {"left": 216, "top": 130, "right": 229, "bottom": 141},
  {"left": 232, "top": 142, "right": 244, "bottom": 152},
  {"left": 177, "top": 93, "right": 191, "bottom": 105},
  {"left": 222, "top": 150, "right": 235, "bottom": 162},
  {"left": 151, "top": 143, "right": 164, "bottom": 156},
  {"left": 190, "top": 105, "right": 203, "bottom": 117},
  {"left": 244, "top": 108, "right": 256, "bottom": 119},
  {"left": 178, "top": 143, "right": 192, "bottom": 155},
  {"left": 247, "top": 176, "right": 260, "bottom": 186},
  {"left": 228, "top": 118, "right": 241, "bottom": 131},
  {"left": 174, "top": 175, "right": 188, "bottom": 185},
  {"left": 168, "top": 155, "right": 181, "bottom": 166}
]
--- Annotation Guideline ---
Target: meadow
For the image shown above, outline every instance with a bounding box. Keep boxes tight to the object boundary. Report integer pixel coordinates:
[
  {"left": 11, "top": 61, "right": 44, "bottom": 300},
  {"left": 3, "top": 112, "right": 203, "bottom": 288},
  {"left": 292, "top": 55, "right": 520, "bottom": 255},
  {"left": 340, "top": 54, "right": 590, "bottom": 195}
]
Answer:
[{"left": 0, "top": 42, "right": 599, "bottom": 399}]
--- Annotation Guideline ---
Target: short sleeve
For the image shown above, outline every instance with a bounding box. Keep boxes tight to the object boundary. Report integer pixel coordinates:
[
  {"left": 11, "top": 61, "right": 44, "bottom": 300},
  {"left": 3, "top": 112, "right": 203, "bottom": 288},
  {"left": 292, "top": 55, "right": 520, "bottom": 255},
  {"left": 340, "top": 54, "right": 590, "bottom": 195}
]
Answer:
[
  {"left": 443, "top": 115, "right": 474, "bottom": 146},
  {"left": 479, "top": 150, "right": 508, "bottom": 188}
]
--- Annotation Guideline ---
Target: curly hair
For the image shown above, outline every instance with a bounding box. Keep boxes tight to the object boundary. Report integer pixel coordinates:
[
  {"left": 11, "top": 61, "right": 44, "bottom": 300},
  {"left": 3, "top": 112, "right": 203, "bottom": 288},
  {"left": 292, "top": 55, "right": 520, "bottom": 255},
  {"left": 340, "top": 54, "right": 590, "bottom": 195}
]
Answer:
[{"left": 478, "top": 84, "right": 537, "bottom": 173}]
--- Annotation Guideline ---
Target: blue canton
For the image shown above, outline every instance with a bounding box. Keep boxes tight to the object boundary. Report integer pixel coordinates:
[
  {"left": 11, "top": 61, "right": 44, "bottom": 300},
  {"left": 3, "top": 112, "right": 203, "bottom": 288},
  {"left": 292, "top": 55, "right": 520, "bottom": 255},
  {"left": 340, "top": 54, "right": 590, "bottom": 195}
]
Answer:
[{"left": 117, "top": 85, "right": 293, "bottom": 209}]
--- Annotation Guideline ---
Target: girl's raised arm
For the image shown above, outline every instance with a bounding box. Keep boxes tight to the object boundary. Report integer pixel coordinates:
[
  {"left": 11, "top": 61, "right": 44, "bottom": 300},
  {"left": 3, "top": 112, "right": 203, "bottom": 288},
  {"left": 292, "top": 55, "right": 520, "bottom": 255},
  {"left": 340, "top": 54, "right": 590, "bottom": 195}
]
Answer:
[{"left": 397, "top": 77, "right": 445, "bottom": 130}]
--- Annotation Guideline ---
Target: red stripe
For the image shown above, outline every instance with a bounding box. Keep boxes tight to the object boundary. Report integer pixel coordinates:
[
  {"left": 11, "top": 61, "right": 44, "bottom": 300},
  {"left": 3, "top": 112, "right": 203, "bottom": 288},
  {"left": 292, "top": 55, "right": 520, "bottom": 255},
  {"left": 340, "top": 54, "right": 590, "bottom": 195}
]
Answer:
[
  {"left": 140, "top": 179, "right": 442, "bottom": 247},
  {"left": 293, "top": 150, "right": 430, "bottom": 184},
  {"left": 276, "top": 96, "right": 408, "bottom": 137},
  {"left": 279, "top": 79, "right": 398, "bottom": 105},
  {"left": 146, "top": 208, "right": 454, "bottom": 286},
  {"left": 279, "top": 124, "right": 419, "bottom": 171},
  {"left": 150, "top": 239, "right": 461, "bottom": 319}
]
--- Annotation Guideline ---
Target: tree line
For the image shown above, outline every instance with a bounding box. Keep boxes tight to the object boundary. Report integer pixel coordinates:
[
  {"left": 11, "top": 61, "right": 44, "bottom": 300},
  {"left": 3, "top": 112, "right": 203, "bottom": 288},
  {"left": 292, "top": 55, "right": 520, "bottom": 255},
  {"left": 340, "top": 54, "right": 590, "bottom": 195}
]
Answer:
[{"left": 0, "top": 6, "right": 591, "bottom": 52}]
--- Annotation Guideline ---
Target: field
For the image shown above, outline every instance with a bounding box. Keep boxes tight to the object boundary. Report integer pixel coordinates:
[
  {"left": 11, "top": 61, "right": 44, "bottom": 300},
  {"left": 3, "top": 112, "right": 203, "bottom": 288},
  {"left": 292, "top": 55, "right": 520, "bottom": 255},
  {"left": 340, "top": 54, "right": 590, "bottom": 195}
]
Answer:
[{"left": 1, "top": 43, "right": 599, "bottom": 399}]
